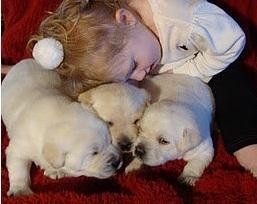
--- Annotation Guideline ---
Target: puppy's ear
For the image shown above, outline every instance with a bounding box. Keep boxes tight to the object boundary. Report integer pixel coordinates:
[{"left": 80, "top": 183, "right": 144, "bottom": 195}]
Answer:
[
  {"left": 64, "top": 152, "right": 83, "bottom": 171},
  {"left": 140, "top": 88, "right": 151, "bottom": 106},
  {"left": 78, "top": 91, "right": 98, "bottom": 114},
  {"left": 177, "top": 128, "right": 202, "bottom": 152},
  {"left": 42, "top": 143, "right": 66, "bottom": 169},
  {"left": 78, "top": 90, "right": 94, "bottom": 106}
]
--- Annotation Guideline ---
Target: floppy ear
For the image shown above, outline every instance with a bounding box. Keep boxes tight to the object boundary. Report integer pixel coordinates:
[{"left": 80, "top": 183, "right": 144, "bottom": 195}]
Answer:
[
  {"left": 78, "top": 90, "right": 94, "bottom": 106},
  {"left": 78, "top": 90, "right": 99, "bottom": 114},
  {"left": 142, "top": 88, "right": 151, "bottom": 103},
  {"left": 64, "top": 152, "right": 84, "bottom": 171},
  {"left": 176, "top": 128, "right": 202, "bottom": 152},
  {"left": 42, "top": 143, "right": 66, "bottom": 169},
  {"left": 138, "top": 88, "right": 151, "bottom": 107},
  {"left": 140, "top": 79, "right": 161, "bottom": 103}
]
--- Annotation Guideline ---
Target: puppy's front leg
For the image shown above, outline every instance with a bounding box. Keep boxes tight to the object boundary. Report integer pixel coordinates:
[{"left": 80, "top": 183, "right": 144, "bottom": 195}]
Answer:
[
  {"left": 178, "top": 159, "right": 205, "bottom": 186},
  {"left": 125, "top": 158, "right": 143, "bottom": 174},
  {"left": 6, "top": 153, "right": 33, "bottom": 196},
  {"left": 178, "top": 152, "right": 213, "bottom": 186}
]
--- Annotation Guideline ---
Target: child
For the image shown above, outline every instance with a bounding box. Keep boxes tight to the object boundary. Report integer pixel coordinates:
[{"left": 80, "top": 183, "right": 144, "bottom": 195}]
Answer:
[{"left": 30, "top": 0, "right": 257, "bottom": 177}]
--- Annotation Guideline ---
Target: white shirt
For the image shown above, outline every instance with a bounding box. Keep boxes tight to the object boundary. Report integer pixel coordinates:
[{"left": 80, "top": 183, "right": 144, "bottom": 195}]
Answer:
[{"left": 147, "top": 0, "right": 246, "bottom": 82}]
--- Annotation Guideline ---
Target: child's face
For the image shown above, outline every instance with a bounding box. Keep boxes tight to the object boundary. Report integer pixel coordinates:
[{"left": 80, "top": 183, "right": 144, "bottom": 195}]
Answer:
[{"left": 114, "top": 20, "right": 162, "bottom": 81}]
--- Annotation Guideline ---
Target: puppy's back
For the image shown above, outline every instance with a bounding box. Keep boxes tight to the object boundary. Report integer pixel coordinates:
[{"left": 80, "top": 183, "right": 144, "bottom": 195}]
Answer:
[
  {"left": 140, "top": 73, "right": 214, "bottom": 114},
  {"left": 1, "top": 59, "right": 63, "bottom": 133}
]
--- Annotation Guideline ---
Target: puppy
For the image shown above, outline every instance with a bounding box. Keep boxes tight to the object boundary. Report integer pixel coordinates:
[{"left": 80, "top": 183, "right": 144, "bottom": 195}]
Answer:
[
  {"left": 78, "top": 83, "right": 149, "bottom": 152},
  {"left": 2, "top": 59, "right": 122, "bottom": 196},
  {"left": 126, "top": 73, "right": 214, "bottom": 185}
]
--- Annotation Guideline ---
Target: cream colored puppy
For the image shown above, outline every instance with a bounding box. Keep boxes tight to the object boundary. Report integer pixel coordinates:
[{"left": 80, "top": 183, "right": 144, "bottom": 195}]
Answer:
[
  {"left": 2, "top": 59, "right": 122, "bottom": 196},
  {"left": 126, "top": 73, "right": 214, "bottom": 185},
  {"left": 78, "top": 83, "right": 149, "bottom": 152}
]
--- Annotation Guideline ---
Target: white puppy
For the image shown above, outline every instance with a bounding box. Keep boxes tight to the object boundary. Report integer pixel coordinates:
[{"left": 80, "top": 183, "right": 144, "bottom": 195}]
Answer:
[
  {"left": 126, "top": 73, "right": 214, "bottom": 185},
  {"left": 2, "top": 59, "right": 122, "bottom": 196},
  {"left": 78, "top": 83, "right": 149, "bottom": 152}
]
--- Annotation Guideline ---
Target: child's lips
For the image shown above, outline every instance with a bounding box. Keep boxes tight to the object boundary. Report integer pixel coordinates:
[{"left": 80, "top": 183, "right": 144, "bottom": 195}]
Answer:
[
  {"left": 146, "top": 67, "right": 151, "bottom": 74},
  {"left": 148, "top": 61, "right": 159, "bottom": 74},
  {"left": 146, "top": 63, "right": 156, "bottom": 74}
]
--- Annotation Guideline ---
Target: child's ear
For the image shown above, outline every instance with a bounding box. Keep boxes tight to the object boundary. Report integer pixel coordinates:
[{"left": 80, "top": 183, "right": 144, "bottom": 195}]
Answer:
[{"left": 115, "top": 8, "right": 137, "bottom": 26}]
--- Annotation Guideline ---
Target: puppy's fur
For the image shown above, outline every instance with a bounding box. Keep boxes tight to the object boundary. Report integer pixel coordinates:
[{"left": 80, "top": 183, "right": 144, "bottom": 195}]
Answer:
[
  {"left": 78, "top": 83, "right": 149, "bottom": 152},
  {"left": 126, "top": 73, "right": 214, "bottom": 185},
  {"left": 2, "top": 59, "right": 122, "bottom": 196}
]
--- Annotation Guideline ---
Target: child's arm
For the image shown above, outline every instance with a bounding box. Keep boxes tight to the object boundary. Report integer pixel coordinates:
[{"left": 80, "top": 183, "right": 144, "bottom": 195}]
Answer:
[{"left": 172, "top": 1, "right": 246, "bottom": 82}]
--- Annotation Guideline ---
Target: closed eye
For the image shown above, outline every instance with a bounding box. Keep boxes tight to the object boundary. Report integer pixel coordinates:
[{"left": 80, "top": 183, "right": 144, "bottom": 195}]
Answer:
[
  {"left": 158, "top": 136, "right": 170, "bottom": 145},
  {"left": 134, "top": 119, "right": 140, "bottom": 124},
  {"left": 91, "top": 146, "right": 101, "bottom": 156},
  {"left": 133, "top": 61, "right": 138, "bottom": 70},
  {"left": 129, "top": 61, "right": 138, "bottom": 75},
  {"left": 126, "top": 61, "right": 138, "bottom": 80},
  {"left": 92, "top": 151, "right": 98, "bottom": 156},
  {"left": 107, "top": 121, "right": 114, "bottom": 127}
]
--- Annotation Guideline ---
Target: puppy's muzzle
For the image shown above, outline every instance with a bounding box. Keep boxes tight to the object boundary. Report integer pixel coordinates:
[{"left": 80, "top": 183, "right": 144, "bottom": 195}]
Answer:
[
  {"left": 108, "top": 156, "right": 122, "bottom": 170},
  {"left": 135, "top": 144, "right": 146, "bottom": 159},
  {"left": 118, "top": 136, "right": 132, "bottom": 152}
]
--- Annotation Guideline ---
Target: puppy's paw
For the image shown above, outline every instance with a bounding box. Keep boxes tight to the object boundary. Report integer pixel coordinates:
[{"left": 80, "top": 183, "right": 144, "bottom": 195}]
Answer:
[
  {"left": 250, "top": 169, "right": 257, "bottom": 178},
  {"left": 125, "top": 158, "right": 142, "bottom": 174},
  {"left": 7, "top": 186, "right": 33, "bottom": 197},
  {"left": 178, "top": 173, "right": 199, "bottom": 186},
  {"left": 44, "top": 169, "right": 66, "bottom": 179},
  {"left": 125, "top": 164, "right": 138, "bottom": 174}
]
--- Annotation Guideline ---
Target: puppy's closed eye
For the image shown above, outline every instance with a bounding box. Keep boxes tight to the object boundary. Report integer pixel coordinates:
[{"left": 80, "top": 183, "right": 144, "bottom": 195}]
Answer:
[
  {"left": 158, "top": 136, "right": 170, "bottom": 145},
  {"left": 134, "top": 119, "right": 140, "bottom": 125},
  {"left": 92, "top": 150, "right": 99, "bottom": 156},
  {"left": 107, "top": 121, "right": 114, "bottom": 127}
]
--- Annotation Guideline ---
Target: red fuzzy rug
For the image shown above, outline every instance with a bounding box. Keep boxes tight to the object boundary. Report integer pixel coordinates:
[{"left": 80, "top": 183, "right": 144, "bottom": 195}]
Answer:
[
  {"left": 2, "top": 121, "right": 257, "bottom": 203},
  {"left": 2, "top": 0, "right": 257, "bottom": 203}
]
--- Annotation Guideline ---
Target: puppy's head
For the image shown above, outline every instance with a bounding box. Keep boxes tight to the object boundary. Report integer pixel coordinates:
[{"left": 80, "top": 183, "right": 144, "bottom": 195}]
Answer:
[
  {"left": 43, "top": 103, "right": 122, "bottom": 179},
  {"left": 78, "top": 83, "right": 149, "bottom": 153},
  {"left": 133, "top": 100, "right": 202, "bottom": 166}
]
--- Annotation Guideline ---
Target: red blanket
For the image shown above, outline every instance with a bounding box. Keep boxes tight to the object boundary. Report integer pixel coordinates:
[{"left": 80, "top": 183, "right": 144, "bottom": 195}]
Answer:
[{"left": 2, "top": 0, "right": 257, "bottom": 203}]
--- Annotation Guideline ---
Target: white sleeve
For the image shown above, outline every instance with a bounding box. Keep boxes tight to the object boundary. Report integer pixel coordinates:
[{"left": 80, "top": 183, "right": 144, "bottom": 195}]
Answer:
[{"left": 172, "top": 1, "right": 246, "bottom": 82}]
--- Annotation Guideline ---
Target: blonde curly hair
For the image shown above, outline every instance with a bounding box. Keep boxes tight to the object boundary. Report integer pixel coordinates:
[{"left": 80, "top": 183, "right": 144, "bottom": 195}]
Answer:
[{"left": 28, "top": 0, "right": 133, "bottom": 99}]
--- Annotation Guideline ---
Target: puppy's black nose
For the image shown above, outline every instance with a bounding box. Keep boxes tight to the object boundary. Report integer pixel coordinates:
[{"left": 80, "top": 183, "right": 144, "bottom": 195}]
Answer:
[
  {"left": 118, "top": 137, "right": 132, "bottom": 152},
  {"left": 111, "top": 159, "right": 121, "bottom": 169},
  {"left": 135, "top": 144, "right": 145, "bottom": 158}
]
